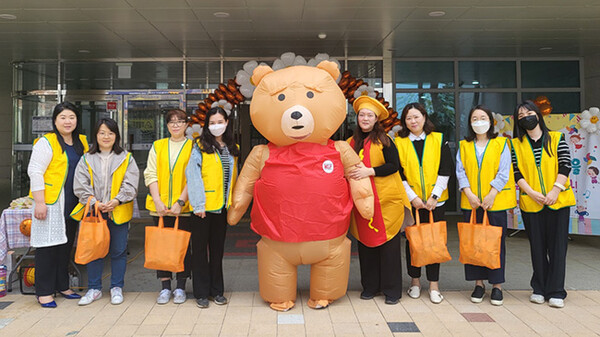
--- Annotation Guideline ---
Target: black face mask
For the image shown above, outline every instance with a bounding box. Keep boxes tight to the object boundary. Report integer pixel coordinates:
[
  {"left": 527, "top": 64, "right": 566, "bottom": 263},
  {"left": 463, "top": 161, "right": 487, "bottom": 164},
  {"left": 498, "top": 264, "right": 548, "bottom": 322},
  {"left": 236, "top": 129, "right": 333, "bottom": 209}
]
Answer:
[{"left": 518, "top": 115, "right": 539, "bottom": 131}]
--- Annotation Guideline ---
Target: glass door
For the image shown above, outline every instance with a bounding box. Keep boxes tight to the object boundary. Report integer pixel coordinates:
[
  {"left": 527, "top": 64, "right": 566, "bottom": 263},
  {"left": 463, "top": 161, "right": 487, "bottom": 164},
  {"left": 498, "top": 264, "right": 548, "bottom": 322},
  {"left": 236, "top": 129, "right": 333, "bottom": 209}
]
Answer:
[
  {"left": 124, "top": 94, "right": 183, "bottom": 206},
  {"left": 63, "top": 95, "right": 124, "bottom": 144}
]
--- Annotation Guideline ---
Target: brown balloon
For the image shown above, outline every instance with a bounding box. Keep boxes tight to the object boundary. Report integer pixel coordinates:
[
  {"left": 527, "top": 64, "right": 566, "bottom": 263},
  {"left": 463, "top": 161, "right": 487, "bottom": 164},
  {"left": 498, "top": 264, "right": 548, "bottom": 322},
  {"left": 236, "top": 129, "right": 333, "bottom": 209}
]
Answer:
[
  {"left": 218, "top": 84, "right": 229, "bottom": 94},
  {"left": 191, "top": 115, "right": 200, "bottom": 123},
  {"left": 235, "top": 92, "right": 245, "bottom": 102},
  {"left": 347, "top": 88, "right": 357, "bottom": 98},
  {"left": 383, "top": 102, "right": 389, "bottom": 108},
  {"left": 226, "top": 92, "right": 235, "bottom": 102},
  {"left": 198, "top": 103, "right": 208, "bottom": 112},
  {"left": 354, "top": 79, "right": 364, "bottom": 88},
  {"left": 338, "top": 78, "right": 349, "bottom": 89},
  {"left": 382, "top": 119, "right": 393, "bottom": 127},
  {"left": 204, "top": 97, "right": 214, "bottom": 106},
  {"left": 377, "top": 96, "right": 385, "bottom": 103},
  {"left": 215, "top": 90, "right": 226, "bottom": 100},
  {"left": 347, "top": 78, "right": 356, "bottom": 88},
  {"left": 390, "top": 111, "right": 398, "bottom": 119},
  {"left": 392, "top": 119, "right": 401, "bottom": 126},
  {"left": 342, "top": 71, "right": 351, "bottom": 79},
  {"left": 348, "top": 96, "right": 355, "bottom": 104},
  {"left": 539, "top": 103, "right": 553, "bottom": 115},
  {"left": 534, "top": 95, "right": 550, "bottom": 106},
  {"left": 209, "top": 93, "right": 218, "bottom": 102}
]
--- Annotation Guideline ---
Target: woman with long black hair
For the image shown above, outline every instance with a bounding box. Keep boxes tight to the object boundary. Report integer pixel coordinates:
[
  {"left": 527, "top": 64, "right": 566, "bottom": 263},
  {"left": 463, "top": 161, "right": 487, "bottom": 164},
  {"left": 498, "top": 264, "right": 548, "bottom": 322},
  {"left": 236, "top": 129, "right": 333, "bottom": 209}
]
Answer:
[
  {"left": 510, "top": 100, "right": 575, "bottom": 308},
  {"left": 186, "top": 107, "right": 239, "bottom": 308}
]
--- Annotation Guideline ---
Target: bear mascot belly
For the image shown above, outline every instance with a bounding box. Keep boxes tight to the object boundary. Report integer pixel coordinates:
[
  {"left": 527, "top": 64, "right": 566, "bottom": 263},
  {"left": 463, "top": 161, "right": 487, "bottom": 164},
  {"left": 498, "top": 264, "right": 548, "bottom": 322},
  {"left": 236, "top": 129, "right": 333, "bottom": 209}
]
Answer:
[{"left": 227, "top": 60, "right": 374, "bottom": 311}]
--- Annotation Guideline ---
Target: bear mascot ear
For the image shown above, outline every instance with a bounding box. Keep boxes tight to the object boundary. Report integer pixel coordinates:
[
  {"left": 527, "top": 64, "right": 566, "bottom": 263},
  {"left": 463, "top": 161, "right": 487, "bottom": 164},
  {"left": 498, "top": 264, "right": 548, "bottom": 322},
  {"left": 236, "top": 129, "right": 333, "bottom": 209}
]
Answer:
[
  {"left": 316, "top": 60, "right": 340, "bottom": 81},
  {"left": 252, "top": 64, "right": 274, "bottom": 86}
]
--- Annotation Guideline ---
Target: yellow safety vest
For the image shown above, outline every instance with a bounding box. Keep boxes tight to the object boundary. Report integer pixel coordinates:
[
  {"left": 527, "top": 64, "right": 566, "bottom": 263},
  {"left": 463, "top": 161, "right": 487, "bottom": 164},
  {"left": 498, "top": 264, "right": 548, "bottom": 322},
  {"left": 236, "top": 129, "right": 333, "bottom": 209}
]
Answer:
[
  {"left": 199, "top": 144, "right": 239, "bottom": 212},
  {"left": 511, "top": 131, "right": 576, "bottom": 212},
  {"left": 459, "top": 137, "right": 517, "bottom": 211},
  {"left": 70, "top": 153, "right": 134, "bottom": 225},
  {"left": 348, "top": 138, "right": 411, "bottom": 246},
  {"left": 395, "top": 132, "right": 449, "bottom": 202},
  {"left": 29, "top": 133, "right": 89, "bottom": 205},
  {"left": 145, "top": 138, "right": 192, "bottom": 213}
]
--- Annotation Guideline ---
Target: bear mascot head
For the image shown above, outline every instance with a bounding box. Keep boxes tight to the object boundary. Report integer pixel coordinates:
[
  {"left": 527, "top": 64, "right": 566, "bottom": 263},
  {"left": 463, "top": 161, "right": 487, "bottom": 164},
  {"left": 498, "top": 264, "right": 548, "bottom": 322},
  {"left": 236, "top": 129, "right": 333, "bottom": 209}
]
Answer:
[{"left": 250, "top": 61, "right": 346, "bottom": 146}]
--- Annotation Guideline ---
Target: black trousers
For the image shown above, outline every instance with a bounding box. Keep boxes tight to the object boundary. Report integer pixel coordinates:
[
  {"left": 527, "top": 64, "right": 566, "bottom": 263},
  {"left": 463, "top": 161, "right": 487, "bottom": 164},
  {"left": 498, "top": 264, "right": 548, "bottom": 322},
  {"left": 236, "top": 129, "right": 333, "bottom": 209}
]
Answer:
[
  {"left": 358, "top": 232, "right": 403, "bottom": 300},
  {"left": 463, "top": 208, "right": 507, "bottom": 285},
  {"left": 153, "top": 216, "right": 192, "bottom": 280},
  {"left": 404, "top": 205, "right": 446, "bottom": 282},
  {"left": 191, "top": 211, "right": 227, "bottom": 299},
  {"left": 521, "top": 206, "right": 570, "bottom": 300},
  {"left": 35, "top": 217, "right": 78, "bottom": 297}
]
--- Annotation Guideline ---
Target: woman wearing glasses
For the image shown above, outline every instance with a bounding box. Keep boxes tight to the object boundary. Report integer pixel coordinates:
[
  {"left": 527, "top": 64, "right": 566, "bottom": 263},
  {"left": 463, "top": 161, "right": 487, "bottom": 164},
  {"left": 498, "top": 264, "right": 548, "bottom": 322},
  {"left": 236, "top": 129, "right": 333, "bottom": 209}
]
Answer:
[{"left": 144, "top": 109, "right": 193, "bottom": 305}]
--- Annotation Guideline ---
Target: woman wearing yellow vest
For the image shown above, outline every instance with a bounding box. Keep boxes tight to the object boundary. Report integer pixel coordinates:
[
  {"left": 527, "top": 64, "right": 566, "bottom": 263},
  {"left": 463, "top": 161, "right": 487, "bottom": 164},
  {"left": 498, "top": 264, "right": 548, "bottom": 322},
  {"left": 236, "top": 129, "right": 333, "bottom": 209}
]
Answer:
[
  {"left": 27, "top": 101, "right": 89, "bottom": 308},
  {"left": 144, "top": 109, "right": 193, "bottom": 305},
  {"left": 395, "top": 102, "right": 453, "bottom": 304},
  {"left": 346, "top": 96, "right": 412, "bottom": 305},
  {"left": 72, "top": 118, "right": 139, "bottom": 306},
  {"left": 456, "top": 105, "right": 516, "bottom": 306},
  {"left": 186, "top": 106, "right": 239, "bottom": 308},
  {"left": 511, "top": 100, "right": 575, "bottom": 309}
]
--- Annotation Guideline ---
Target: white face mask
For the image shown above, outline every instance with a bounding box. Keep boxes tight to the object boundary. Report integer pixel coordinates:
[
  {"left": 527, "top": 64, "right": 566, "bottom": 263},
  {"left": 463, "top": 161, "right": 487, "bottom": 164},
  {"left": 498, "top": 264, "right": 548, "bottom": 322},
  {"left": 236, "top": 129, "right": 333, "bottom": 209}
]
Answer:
[
  {"left": 472, "top": 120, "right": 490, "bottom": 135},
  {"left": 208, "top": 123, "right": 227, "bottom": 137}
]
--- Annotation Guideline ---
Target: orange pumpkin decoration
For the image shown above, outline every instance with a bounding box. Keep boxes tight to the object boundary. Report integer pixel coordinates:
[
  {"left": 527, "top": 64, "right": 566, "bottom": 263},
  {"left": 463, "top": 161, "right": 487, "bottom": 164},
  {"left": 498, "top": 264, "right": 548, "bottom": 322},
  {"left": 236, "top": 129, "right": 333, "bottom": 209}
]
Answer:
[
  {"left": 20, "top": 219, "right": 31, "bottom": 237},
  {"left": 539, "top": 103, "right": 553, "bottom": 115}
]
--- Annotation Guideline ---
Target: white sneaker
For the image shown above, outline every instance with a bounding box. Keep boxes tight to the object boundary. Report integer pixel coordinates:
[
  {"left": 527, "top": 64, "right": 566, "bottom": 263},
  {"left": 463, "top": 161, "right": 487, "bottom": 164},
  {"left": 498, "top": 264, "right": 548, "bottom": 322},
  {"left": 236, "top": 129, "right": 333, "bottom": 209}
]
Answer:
[
  {"left": 110, "top": 287, "right": 123, "bottom": 305},
  {"left": 530, "top": 294, "right": 545, "bottom": 304},
  {"left": 173, "top": 288, "right": 186, "bottom": 304},
  {"left": 78, "top": 289, "right": 102, "bottom": 306},
  {"left": 407, "top": 286, "right": 421, "bottom": 299},
  {"left": 157, "top": 289, "right": 171, "bottom": 305},
  {"left": 549, "top": 298, "right": 564, "bottom": 308},
  {"left": 429, "top": 290, "right": 444, "bottom": 304}
]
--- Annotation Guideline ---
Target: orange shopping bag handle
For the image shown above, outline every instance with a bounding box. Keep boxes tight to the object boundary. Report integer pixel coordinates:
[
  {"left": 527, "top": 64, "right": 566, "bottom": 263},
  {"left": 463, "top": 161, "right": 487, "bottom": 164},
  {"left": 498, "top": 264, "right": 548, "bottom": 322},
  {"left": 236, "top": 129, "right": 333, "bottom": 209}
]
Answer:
[
  {"left": 469, "top": 207, "right": 490, "bottom": 226},
  {"left": 82, "top": 196, "right": 101, "bottom": 223},
  {"left": 158, "top": 216, "right": 180, "bottom": 230},
  {"left": 414, "top": 209, "right": 434, "bottom": 226}
]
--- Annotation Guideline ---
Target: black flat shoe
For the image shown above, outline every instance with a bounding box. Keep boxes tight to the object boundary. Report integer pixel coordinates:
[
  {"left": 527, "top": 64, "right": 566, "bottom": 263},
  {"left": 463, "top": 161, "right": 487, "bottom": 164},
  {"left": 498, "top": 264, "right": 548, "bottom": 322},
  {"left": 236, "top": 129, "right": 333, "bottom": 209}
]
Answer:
[
  {"left": 385, "top": 296, "right": 399, "bottom": 305},
  {"left": 360, "top": 291, "right": 375, "bottom": 300},
  {"left": 470, "top": 285, "right": 485, "bottom": 303}
]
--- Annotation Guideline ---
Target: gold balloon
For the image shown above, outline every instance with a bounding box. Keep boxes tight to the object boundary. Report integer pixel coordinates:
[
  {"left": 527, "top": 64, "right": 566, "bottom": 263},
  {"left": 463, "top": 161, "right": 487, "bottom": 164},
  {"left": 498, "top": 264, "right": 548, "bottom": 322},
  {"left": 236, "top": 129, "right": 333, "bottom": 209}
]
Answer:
[{"left": 535, "top": 95, "right": 550, "bottom": 106}]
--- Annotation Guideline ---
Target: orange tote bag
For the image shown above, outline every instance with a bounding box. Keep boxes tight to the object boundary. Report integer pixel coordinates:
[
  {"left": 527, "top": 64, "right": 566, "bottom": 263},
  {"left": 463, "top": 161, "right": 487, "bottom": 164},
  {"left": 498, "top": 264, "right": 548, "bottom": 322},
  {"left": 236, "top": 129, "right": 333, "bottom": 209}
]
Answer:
[
  {"left": 144, "top": 216, "right": 191, "bottom": 273},
  {"left": 457, "top": 209, "right": 502, "bottom": 269},
  {"left": 74, "top": 197, "right": 110, "bottom": 265},
  {"left": 405, "top": 210, "right": 452, "bottom": 267}
]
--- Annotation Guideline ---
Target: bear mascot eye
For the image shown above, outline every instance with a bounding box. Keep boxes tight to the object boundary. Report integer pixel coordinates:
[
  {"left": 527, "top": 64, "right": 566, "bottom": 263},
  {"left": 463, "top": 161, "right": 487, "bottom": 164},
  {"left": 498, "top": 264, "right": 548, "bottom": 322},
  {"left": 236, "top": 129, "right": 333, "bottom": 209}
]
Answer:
[
  {"left": 306, "top": 91, "right": 314, "bottom": 99},
  {"left": 278, "top": 93, "right": 286, "bottom": 101}
]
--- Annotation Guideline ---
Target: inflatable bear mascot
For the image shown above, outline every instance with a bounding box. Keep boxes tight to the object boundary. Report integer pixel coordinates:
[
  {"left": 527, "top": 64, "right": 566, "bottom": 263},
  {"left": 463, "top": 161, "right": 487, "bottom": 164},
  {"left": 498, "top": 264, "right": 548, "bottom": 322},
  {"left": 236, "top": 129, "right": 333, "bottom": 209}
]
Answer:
[{"left": 227, "top": 60, "right": 374, "bottom": 311}]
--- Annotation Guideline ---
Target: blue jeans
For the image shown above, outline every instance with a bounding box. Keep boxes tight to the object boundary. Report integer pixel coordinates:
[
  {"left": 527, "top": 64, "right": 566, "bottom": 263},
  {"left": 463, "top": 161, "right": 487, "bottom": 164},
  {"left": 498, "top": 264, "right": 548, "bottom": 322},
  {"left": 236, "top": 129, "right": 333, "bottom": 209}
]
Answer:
[{"left": 87, "top": 217, "right": 129, "bottom": 290}]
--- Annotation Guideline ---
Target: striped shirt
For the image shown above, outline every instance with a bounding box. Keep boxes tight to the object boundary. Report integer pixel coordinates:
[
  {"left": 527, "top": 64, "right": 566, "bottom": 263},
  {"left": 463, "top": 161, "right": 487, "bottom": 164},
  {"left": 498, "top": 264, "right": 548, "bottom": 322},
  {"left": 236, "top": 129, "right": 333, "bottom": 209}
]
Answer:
[
  {"left": 511, "top": 133, "right": 571, "bottom": 182},
  {"left": 219, "top": 145, "right": 231, "bottom": 205}
]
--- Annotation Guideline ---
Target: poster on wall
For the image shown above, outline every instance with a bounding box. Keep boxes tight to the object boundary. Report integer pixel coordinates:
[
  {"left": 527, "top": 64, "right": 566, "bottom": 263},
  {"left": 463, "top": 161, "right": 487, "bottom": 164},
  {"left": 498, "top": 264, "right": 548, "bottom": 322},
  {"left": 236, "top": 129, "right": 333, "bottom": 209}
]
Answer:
[{"left": 496, "top": 112, "right": 600, "bottom": 235}]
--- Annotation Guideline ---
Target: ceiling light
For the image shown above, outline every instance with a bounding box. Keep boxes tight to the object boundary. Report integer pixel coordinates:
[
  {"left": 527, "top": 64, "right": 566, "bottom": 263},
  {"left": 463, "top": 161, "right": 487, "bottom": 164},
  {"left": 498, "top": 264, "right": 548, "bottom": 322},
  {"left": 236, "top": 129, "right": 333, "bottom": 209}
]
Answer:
[
  {"left": 472, "top": 81, "right": 479, "bottom": 85},
  {"left": 0, "top": 14, "right": 17, "bottom": 20},
  {"left": 78, "top": 49, "right": 90, "bottom": 53},
  {"left": 539, "top": 47, "right": 553, "bottom": 51},
  {"left": 213, "top": 12, "right": 230, "bottom": 18},
  {"left": 318, "top": 33, "right": 327, "bottom": 39},
  {"left": 428, "top": 11, "right": 446, "bottom": 17}
]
